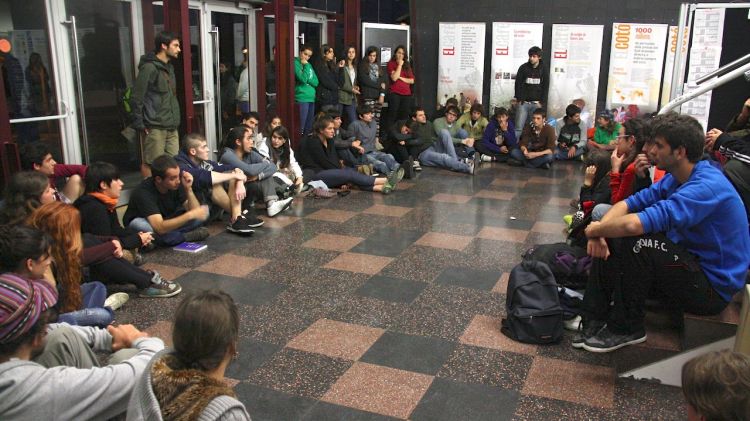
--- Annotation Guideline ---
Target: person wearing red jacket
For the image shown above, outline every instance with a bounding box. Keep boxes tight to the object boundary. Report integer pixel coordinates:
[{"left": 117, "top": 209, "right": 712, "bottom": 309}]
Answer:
[{"left": 20, "top": 142, "right": 86, "bottom": 203}]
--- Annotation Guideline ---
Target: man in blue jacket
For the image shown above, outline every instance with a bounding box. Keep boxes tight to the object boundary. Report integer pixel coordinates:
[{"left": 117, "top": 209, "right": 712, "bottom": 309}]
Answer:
[{"left": 576, "top": 113, "right": 750, "bottom": 353}]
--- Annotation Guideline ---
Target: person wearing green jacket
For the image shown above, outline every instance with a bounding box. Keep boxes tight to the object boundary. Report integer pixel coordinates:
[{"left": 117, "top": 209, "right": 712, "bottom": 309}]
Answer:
[
  {"left": 457, "top": 103, "right": 489, "bottom": 141},
  {"left": 295, "top": 45, "right": 318, "bottom": 138},
  {"left": 130, "top": 31, "right": 181, "bottom": 178}
]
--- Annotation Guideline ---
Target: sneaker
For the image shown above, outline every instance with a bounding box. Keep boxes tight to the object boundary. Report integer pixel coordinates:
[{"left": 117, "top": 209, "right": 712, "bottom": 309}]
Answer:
[
  {"left": 413, "top": 160, "right": 420, "bottom": 168},
  {"left": 132, "top": 251, "right": 144, "bottom": 266},
  {"left": 562, "top": 214, "right": 573, "bottom": 226},
  {"left": 581, "top": 326, "right": 646, "bottom": 353},
  {"left": 312, "top": 188, "right": 337, "bottom": 198},
  {"left": 357, "top": 164, "right": 371, "bottom": 176},
  {"left": 394, "top": 166, "right": 405, "bottom": 183},
  {"left": 563, "top": 315, "right": 582, "bottom": 331},
  {"left": 183, "top": 226, "right": 209, "bottom": 242},
  {"left": 542, "top": 162, "right": 551, "bottom": 169},
  {"left": 226, "top": 213, "right": 255, "bottom": 234},
  {"left": 467, "top": 156, "right": 475, "bottom": 175},
  {"left": 571, "top": 320, "right": 606, "bottom": 349},
  {"left": 267, "top": 197, "right": 293, "bottom": 217},
  {"left": 139, "top": 279, "right": 182, "bottom": 298},
  {"left": 241, "top": 209, "right": 264, "bottom": 227},
  {"left": 386, "top": 168, "right": 402, "bottom": 191},
  {"left": 480, "top": 153, "right": 493, "bottom": 162},
  {"left": 104, "top": 292, "right": 129, "bottom": 311},
  {"left": 507, "top": 158, "right": 523, "bottom": 167}
]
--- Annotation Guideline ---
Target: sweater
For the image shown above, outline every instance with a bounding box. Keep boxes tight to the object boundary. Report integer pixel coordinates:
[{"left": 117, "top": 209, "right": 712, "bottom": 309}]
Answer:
[
  {"left": 456, "top": 113, "right": 489, "bottom": 140},
  {"left": 481, "top": 119, "right": 517, "bottom": 153},
  {"left": 219, "top": 148, "right": 277, "bottom": 180},
  {"left": 126, "top": 350, "right": 250, "bottom": 421},
  {"left": 0, "top": 324, "right": 164, "bottom": 421},
  {"left": 625, "top": 160, "right": 750, "bottom": 302},
  {"left": 410, "top": 121, "right": 437, "bottom": 155},
  {"left": 298, "top": 135, "right": 341, "bottom": 173},
  {"left": 593, "top": 123, "right": 622, "bottom": 145},
  {"left": 514, "top": 61, "right": 547, "bottom": 103},
  {"left": 75, "top": 194, "right": 142, "bottom": 250},
  {"left": 557, "top": 120, "right": 584, "bottom": 149},
  {"left": 294, "top": 58, "right": 318, "bottom": 103},
  {"left": 387, "top": 61, "right": 413, "bottom": 96},
  {"left": 432, "top": 117, "right": 463, "bottom": 144},
  {"left": 520, "top": 124, "right": 556, "bottom": 152},
  {"left": 175, "top": 150, "right": 236, "bottom": 193},
  {"left": 348, "top": 119, "right": 379, "bottom": 153}
]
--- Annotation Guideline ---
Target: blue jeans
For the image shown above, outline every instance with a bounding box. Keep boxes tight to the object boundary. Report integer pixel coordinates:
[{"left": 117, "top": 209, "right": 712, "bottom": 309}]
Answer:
[
  {"left": 515, "top": 101, "right": 541, "bottom": 138},
  {"left": 418, "top": 130, "right": 471, "bottom": 173},
  {"left": 554, "top": 145, "right": 586, "bottom": 160},
  {"left": 297, "top": 102, "right": 315, "bottom": 137},
  {"left": 128, "top": 216, "right": 204, "bottom": 247},
  {"left": 592, "top": 203, "right": 612, "bottom": 221},
  {"left": 509, "top": 148, "right": 554, "bottom": 168},
  {"left": 341, "top": 103, "right": 357, "bottom": 127},
  {"left": 337, "top": 148, "right": 367, "bottom": 168},
  {"left": 365, "top": 151, "right": 399, "bottom": 174},
  {"left": 57, "top": 282, "right": 114, "bottom": 327},
  {"left": 238, "top": 101, "right": 250, "bottom": 113}
]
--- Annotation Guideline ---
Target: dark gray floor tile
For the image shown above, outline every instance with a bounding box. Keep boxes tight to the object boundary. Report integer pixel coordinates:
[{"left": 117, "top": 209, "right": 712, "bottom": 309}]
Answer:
[
  {"left": 350, "top": 227, "right": 424, "bottom": 257},
  {"left": 356, "top": 275, "right": 428, "bottom": 303},
  {"left": 303, "top": 402, "right": 401, "bottom": 421},
  {"left": 435, "top": 267, "right": 504, "bottom": 291},
  {"left": 234, "top": 383, "right": 317, "bottom": 421},
  {"left": 410, "top": 377, "right": 520, "bottom": 421},
  {"left": 174, "top": 270, "right": 286, "bottom": 306},
  {"left": 360, "top": 331, "right": 456, "bottom": 375}
]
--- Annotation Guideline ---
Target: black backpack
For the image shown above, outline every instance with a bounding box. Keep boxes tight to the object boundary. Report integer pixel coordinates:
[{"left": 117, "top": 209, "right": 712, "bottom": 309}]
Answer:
[
  {"left": 523, "top": 243, "right": 591, "bottom": 290},
  {"left": 501, "top": 260, "right": 564, "bottom": 344}
]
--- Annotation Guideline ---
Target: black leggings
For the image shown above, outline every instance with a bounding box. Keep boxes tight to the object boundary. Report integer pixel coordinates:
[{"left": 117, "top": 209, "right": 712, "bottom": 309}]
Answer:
[
  {"left": 311, "top": 168, "right": 376, "bottom": 191},
  {"left": 88, "top": 257, "right": 153, "bottom": 290}
]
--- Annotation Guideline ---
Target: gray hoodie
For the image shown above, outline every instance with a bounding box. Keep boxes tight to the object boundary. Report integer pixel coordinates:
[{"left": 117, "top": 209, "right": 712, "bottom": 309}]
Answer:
[
  {"left": 219, "top": 147, "right": 277, "bottom": 180},
  {"left": 127, "top": 350, "right": 250, "bottom": 421},
  {"left": 0, "top": 323, "right": 164, "bottom": 420}
]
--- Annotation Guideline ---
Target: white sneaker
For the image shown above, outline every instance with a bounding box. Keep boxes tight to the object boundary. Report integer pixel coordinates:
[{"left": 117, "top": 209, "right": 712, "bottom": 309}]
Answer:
[
  {"left": 267, "top": 197, "right": 293, "bottom": 217},
  {"left": 480, "top": 154, "right": 492, "bottom": 162},
  {"left": 104, "top": 292, "right": 130, "bottom": 311},
  {"left": 563, "top": 315, "right": 582, "bottom": 331},
  {"left": 413, "top": 160, "right": 420, "bottom": 167}
]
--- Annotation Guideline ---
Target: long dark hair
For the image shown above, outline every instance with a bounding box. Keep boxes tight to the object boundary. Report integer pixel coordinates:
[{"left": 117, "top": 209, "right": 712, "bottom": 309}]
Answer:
[
  {"left": 0, "top": 171, "right": 50, "bottom": 225},
  {"left": 585, "top": 150, "right": 613, "bottom": 188},
  {"left": 223, "top": 125, "right": 250, "bottom": 150},
  {"left": 172, "top": 290, "right": 239, "bottom": 371},
  {"left": 618, "top": 118, "right": 647, "bottom": 173},
  {"left": 390, "top": 45, "right": 411, "bottom": 71},
  {"left": 343, "top": 45, "right": 358, "bottom": 67},
  {"left": 314, "top": 44, "right": 335, "bottom": 71},
  {"left": 0, "top": 225, "right": 52, "bottom": 273},
  {"left": 270, "top": 126, "right": 291, "bottom": 169}
]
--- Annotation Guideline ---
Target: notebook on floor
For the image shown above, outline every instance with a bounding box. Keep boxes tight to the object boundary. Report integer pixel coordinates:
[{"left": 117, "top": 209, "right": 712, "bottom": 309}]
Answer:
[{"left": 173, "top": 242, "right": 207, "bottom": 253}]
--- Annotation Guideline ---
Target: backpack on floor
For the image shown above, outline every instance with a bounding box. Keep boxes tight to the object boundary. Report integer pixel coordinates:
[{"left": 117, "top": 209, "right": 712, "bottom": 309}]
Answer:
[
  {"left": 501, "top": 260, "right": 564, "bottom": 344},
  {"left": 522, "top": 243, "right": 591, "bottom": 290}
]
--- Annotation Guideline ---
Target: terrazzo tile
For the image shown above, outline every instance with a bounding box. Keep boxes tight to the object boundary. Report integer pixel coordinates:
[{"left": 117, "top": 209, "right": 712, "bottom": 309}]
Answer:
[
  {"left": 474, "top": 189, "right": 516, "bottom": 201},
  {"left": 226, "top": 337, "right": 281, "bottom": 380},
  {"left": 321, "top": 362, "right": 434, "bottom": 419},
  {"left": 349, "top": 227, "right": 424, "bottom": 257},
  {"left": 234, "top": 383, "right": 318, "bottom": 421},
  {"left": 436, "top": 344, "right": 533, "bottom": 391},
  {"left": 262, "top": 215, "right": 301, "bottom": 229},
  {"left": 249, "top": 348, "right": 352, "bottom": 399},
  {"left": 614, "top": 377, "right": 685, "bottom": 421},
  {"left": 435, "top": 267, "right": 505, "bottom": 291},
  {"left": 355, "top": 275, "right": 428, "bottom": 304},
  {"left": 173, "top": 270, "right": 285, "bottom": 306},
  {"left": 527, "top": 176, "right": 564, "bottom": 185},
  {"left": 202, "top": 231, "right": 257, "bottom": 253},
  {"left": 513, "top": 395, "right": 616, "bottom": 420},
  {"left": 491, "top": 272, "right": 510, "bottom": 295},
  {"left": 140, "top": 263, "right": 189, "bottom": 281},
  {"left": 459, "top": 315, "right": 538, "bottom": 355},
  {"left": 307, "top": 208, "right": 359, "bottom": 222},
  {"left": 547, "top": 196, "right": 576, "bottom": 207},
  {"left": 429, "top": 193, "right": 473, "bottom": 204},
  {"left": 362, "top": 204, "right": 413, "bottom": 217},
  {"left": 325, "top": 295, "right": 410, "bottom": 329},
  {"left": 323, "top": 252, "right": 394, "bottom": 275},
  {"left": 301, "top": 233, "right": 365, "bottom": 252},
  {"left": 143, "top": 320, "right": 173, "bottom": 347},
  {"left": 195, "top": 254, "right": 270, "bottom": 277},
  {"left": 409, "top": 377, "right": 520, "bottom": 421},
  {"left": 286, "top": 318, "right": 385, "bottom": 360},
  {"left": 522, "top": 356, "right": 616, "bottom": 409},
  {"left": 303, "top": 402, "right": 400, "bottom": 420},
  {"left": 414, "top": 231, "right": 473, "bottom": 251},
  {"left": 146, "top": 248, "right": 223, "bottom": 268},
  {"left": 477, "top": 226, "right": 529, "bottom": 243},
  {"left": 360, "top": 331, "right": 456, "bottom": 375},
  {"left": 490, "top": 178, "right": 527, "bottom": 188},
  {"left": 531, "top": 220, "right": 567, "bottom": 235},
  {"left": 379, "top": 245, "right": 456, "bottom": 283}
]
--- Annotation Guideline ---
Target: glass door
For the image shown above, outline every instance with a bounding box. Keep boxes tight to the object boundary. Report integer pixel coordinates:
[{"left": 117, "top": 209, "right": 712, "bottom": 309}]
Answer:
[{"left": 294, "top": 12, "right": 326, "bottom": 56}]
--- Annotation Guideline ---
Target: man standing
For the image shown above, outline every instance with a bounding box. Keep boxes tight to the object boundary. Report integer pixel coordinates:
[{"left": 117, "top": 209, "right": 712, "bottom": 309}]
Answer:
[
  {"left": 576, "top": 113, "right": 750, "bottom": 353},
  {"left": 131, "top": 31, "right": 182, "bottom": 177},
  {"left": 514, "top": 46, "right": 548, "bottom": 139}
]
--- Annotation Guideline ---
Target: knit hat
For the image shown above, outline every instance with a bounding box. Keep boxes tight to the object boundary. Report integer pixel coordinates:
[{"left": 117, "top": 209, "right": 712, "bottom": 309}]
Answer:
[{"left": 0, "top": 273, "right": 57, "bottom": 344}]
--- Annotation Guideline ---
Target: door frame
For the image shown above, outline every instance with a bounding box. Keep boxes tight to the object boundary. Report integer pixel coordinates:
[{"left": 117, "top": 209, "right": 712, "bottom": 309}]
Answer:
[{"left": 294, "top": 12, "right": 327, "bottom": 56}]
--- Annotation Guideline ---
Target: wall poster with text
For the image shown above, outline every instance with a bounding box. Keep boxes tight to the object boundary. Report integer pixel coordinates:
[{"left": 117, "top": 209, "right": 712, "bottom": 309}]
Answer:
[
  {"left": 489, "top": 22, "right": 544, "bottom": 112},
  {"left": 661, "top": 25, "right": 690, "bottom": 106},
  {"left": 437, "top": 22, "right": 486, "bottom": 113}
]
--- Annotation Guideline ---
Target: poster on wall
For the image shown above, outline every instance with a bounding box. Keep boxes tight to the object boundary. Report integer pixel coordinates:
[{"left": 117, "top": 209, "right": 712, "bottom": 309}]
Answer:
[
  {"left": 682, "top": 8, "right": 725, "bottom": 130},
  {"left": 437, "top": 22, "right": 486, "bottom": 113},
  {"left": 661, "top": 25, "right": 690, "bottom": 106},
  {"left": 606, "top": 23, "right": 668, "bottom": 114},
  {"left": 489, "top": 22, "right": 544, "bottom": 112},
  {"left": 547, "top": 24, "right": 604, "bottom": 126}
]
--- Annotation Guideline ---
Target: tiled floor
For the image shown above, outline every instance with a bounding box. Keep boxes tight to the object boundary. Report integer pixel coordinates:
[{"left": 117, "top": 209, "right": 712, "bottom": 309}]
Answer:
[{"left": 116, "top": 161, "right": 686, "bottom": 420}]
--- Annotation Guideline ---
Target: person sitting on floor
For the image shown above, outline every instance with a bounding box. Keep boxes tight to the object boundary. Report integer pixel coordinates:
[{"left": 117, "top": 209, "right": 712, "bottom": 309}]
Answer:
[
  {"left": 240, "top": 111, "right": 269, "bottom": 160},
  {"left": 478, "top": 107, "right": 517, "bottom": 163},
  {"left": 0, "top": 171, "right": 55, "bottom": 225},
  {"left": 587, "top": 110, "right": 623, "bottom": 152},
  {"left": 20, "top": 141, "right": 86, "bottom": 203},
  {"left": 219, "top": 126, "right": 294, "bottom": 218},
  {"left": 123, "top": 155, "right": 210, "bottom": 246},
  {"left": 511, "top": 107, "right": 556, "bottom": 169},
  {"left": 681, "top": 350, "right": 750, "bottom": 421},
  {"left": 75, "top": 162, "right": 154, "bottom": 266},
  {"left": 411, "top": 107, "right": 473, "bottom": 174},
  {"left": 705, "top": 127, "right": 750, "bottom": 222},
  {"left": 127, "top": 290, "right": 251, "bottom": 420},
  {"left": 0, "top": 241, "right": 164, "bottom": 420},
  {"left": 457, "top": 103, "right": 489, "bottom": 146},
  {"left": 298, "top": 116, "right": 399, "bottom": 194},
  {"left": 555, "top": 103, "right": 586, "bottom": 161},
  {"left": 269, "top": 126, "right": 304, "bottom": 193},
  {"left": 175, "top": 133, "right": 260, "bottom": 234},
  {"left": 576, "top": 113, "right": 750, "bottom": 353},
  {"left": 383, "top": 119, "right": 420, "bottom": 178},
  {"left": 326, "top": 109, "right": 367, "bottom": 171},
  {"left": 348, "top": 104, "right": 402, "bottom": 177},
  {"left": 433, "top": 105, "right": 476, "bottom": 159}
]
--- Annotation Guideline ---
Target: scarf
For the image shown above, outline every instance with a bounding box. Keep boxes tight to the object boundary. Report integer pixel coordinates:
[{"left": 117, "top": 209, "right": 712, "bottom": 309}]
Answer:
[
  {"left": 368, "top": 63, "right": 378, "bottom": 82},
  {"left": 151, "top": 354, "right": 236, "bottom": 421},
  {"left": 88, "top": 192, "right": 118, "bottom": 213}
]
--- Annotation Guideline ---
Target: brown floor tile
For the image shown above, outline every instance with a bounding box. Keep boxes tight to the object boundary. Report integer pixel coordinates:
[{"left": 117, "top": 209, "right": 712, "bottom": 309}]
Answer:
[
  {"left": 475, "top": 189, "right": 515, "bottom": 201},
  {"left": 302, "top": 233, "right": 365, "bottom": 252},
  {"left": 362, "top": 204, "right": 413, "bottom": 217},
  {"left": 477, "top": 226, "right": 529, "bottom": 243},
  {"left": 491, "top": 272, "right": 510, "bottom": 295},
  {"left": 490, "top": 178, "right": 527, "bottom": 188},
  {"left": 206, "top": 222, "right": 226, "bottom": 235},
  {"left": 429, "top": 193, "right": 473, "bottom": 204},
  {"left": 531, "top": 221, "right": 566, "bottom": 234},
  {"left": 527, "top": 176, "right": 563, "bottom": 185},
  {"left": 397, "top": 181, "right": 415, "bottom": 190},
  {"left": 547, "top": 196, "right": 574, "bottom": 207},
  {"left": 459, "top": 315, "right": 538, "bottom": 355},
  {"left": 323, "top": 252, "right": 394, "bottom": 275},
  {"left": 414, "top": 232, "right": 473, "bottom": 251},
  {"left": 522, "top": 356, "right": 616, "bottom": 409},
  {"left": 321, "top": 361, "right": 434, "bottom": 419},
  {"left": 140, "top": 263, "right": 190, "bottom": 281},
  {"left": 307, "top": 209, "right": 359, "bottom": 223},
  {"left": 144, "top": 320, "right": 173, "bottom": 347},
  {"left": 262, "top": 215, "right": 300, "bottom": 229},
  {"left": 636, "top": 327, "right": 681, "bottom": 352},
  {"left": 195, "top": 254, "right": 270, "bottom": 277},
  {"left": 286, "top": 318, "right": 385, "bottom": 360}
]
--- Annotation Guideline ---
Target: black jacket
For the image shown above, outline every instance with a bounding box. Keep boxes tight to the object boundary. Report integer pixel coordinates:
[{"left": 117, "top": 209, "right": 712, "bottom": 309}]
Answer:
[
  {"left": 357, "top": 61, "right": 385, "bottom": 100},
  {"left": 74, "top": 194, "right": 142, "bottom": 250},
  {"left": 314, "top": 61, "right": 340, "bottom": 107},
  {"left": 514, "top": 61, "right": 548, "bottom": 103},
  {"left": 298, "top": 135, "right": 341, "bottom": 174}
]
